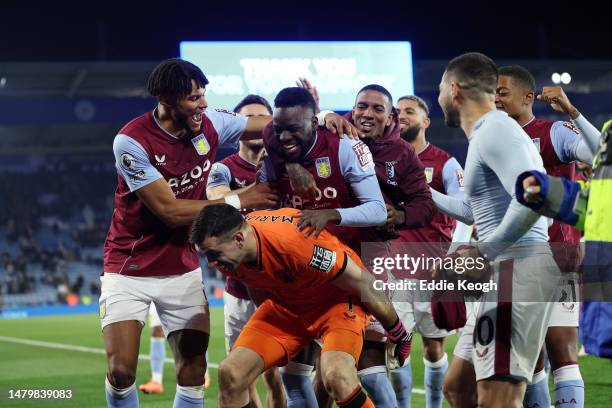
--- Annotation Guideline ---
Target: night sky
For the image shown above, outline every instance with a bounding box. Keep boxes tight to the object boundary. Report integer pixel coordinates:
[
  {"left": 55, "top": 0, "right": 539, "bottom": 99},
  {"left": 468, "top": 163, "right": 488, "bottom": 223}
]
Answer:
[{"left": 2, "top": 1, "right": 608, "bottom": 62}]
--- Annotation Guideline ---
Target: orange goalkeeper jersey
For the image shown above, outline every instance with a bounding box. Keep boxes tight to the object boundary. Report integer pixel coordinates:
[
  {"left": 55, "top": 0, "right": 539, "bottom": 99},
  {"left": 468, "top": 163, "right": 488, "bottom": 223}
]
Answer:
[{"left": 221, "top": 208, "right": 363, "bottom": 315}]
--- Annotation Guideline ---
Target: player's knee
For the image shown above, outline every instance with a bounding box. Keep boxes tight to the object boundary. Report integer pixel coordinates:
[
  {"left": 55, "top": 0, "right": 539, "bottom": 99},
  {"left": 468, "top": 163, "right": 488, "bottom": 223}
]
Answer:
[
  {"left": 423, "top": 338, "right": 445, "bottom": 362},
  {"left": 107, "top": 364, "right": 136, "bottom": 389},
  {"left": 321, "top": 364, "right": 355, "bottom": 399},
  {"left": 218, "top": 359, "right": 248, "bottom": 394},
  {"left": 175, "top": 357, "right": 206, "bottom": 386}
]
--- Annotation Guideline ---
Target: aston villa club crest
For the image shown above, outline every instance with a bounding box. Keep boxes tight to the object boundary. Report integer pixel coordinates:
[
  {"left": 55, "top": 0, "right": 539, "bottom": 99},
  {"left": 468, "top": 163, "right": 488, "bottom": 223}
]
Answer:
[
  {"left": 424, "top": 167, "right": 434, "bottom": 184},
  {"left": 532, "top": 138, "right": 541, "bottom": 152},
  {"left": 316, "top": 157, "right": 332, "bottom": 179},
  {"left": 386, "top": 161, "right": 396, "bottom": 179},
  {"left": 191, "top": 134, "right": 210, "bottom": 156}
]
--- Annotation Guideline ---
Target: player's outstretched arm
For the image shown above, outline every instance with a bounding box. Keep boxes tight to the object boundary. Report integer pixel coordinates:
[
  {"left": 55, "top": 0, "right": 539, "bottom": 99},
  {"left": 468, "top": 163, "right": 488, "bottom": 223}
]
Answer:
[
  {"left": 136, "top": 179, "right": 278, "bottom": 228},
  {"left": 331, "top": 256, "right": 412, "bottom": 366}
]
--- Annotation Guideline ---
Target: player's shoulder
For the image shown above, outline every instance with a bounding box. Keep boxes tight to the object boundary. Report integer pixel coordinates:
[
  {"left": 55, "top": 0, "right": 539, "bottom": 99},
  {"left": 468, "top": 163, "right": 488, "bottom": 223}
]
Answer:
[
  {"left": 118, "top": 112, "right": 153, "bottom": 137},
  {"left": 425, "top": 143, "right": 453, "bottom": 162}
]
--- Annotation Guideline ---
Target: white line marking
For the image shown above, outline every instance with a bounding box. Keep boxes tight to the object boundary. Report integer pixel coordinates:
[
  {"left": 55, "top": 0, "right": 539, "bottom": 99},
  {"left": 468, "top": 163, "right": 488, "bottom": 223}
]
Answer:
[
  {"left": 0, "top": 335, "right": 429, "bottom": 394},
  {"left": 0, "top": 335, "right": 218, "bottom": 368}
]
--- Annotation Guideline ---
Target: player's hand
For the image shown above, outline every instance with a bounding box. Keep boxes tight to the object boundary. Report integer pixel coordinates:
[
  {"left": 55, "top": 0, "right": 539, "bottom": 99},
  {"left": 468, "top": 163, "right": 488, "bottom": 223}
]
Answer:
[
  {"left": 238, "top": 182, "right": 278, "bottom": 209},
  {"left": 286, "top": 163, "right": 318, "bottom": 200},
  {"left": 296, "top": 77, "right": 320, "bottom": 114},
  {"left": 522, "top": 175, "right": 543, "bottom": 204},
  {"left": 385, "top": 318, "right": 413, "bottom": 368},
  {"left": 537, "top": 86, "right": 580, "bottom": 119},
  {"left": 385, "top": 203, "right": 405, "bottom": 228},
  {"left": 324, "top": 112, "right": 361, "bottom": 140},
  {"left": 296, "top": 209, "right": 341, "bottom": 238}
]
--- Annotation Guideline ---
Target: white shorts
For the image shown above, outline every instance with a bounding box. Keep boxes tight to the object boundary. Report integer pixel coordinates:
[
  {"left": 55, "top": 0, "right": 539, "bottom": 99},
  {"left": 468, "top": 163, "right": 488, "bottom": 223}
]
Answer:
[
  {"left": 453, "top": 301, "right": 477, "bottom": 363},
  {"left": 471, "top": 255, "right": 558, "bottom": 382},
  {"left": 223, "top": 292, "right": 256, "bottom": 353},
  {"left": 99, "top": 269, "right": 210, "bottom": 337},
  {"left": 148, "top": 302, "right": 162, "bottom": 328},
  {"left": 548, "top": 274, "right": 580, "bottom": 327},
  {"left": 392, "top": 279, "right": 455, "bottom": 338},
  {"left": 364, "top": 316, "right": 386, "bottom": 342}
]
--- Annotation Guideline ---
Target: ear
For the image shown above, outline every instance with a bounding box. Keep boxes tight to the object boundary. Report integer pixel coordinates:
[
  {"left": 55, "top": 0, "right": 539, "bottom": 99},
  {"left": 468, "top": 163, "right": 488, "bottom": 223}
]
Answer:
[
  {"left": 385, "top": 112, "right": 394, "bottom": 127},
  {"left": 451, "top": 82, "right": 461, "bottom": 101},
  {"left": 422, "top": 116, "right": 431, "bottom": 130},
  {"left": 311, "top": 114, "right": 319, "bottom": 130},
  {"left": 234, "top": 230, "right": 246, "bottom": 246},
  {"left": 158, "top": 95, "right": 173, "bottom": 109},
  {"left": 524, "top": 91, "right": 535, "bottom": 106}
]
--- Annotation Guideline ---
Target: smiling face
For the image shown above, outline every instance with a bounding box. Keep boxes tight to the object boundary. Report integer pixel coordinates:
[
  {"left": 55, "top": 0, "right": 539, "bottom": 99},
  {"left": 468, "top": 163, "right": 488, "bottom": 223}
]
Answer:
[
  {"left": 163, "top": 79, "right": 208, "bottom": 137},
  {"left": 272, "top": 105, "right": 317, "bottom": 161},
  {"left": 352, "top": 90, "right": 394, "bottom": 141},
  {"left": 495, "top": 75, "right": 533, "bottom": 120},
  {"left": 397, "top": 98, "right": 429, "bottom": 142}
]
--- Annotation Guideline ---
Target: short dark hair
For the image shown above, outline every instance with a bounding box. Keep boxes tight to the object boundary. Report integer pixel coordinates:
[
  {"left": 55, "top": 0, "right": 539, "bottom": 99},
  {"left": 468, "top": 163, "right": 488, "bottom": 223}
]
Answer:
[
  {"left": 445, "top": 52, "right": 498, "bottom": 98},
  {"left": 357, "top": 84, "right": 394, "bottom": 109},
  {"left": 146, "top": 58, "right": 209, "bottom": 102},
  {"left": 233, "top": 94, "right": 273, "bottom": 115},
  {"left": 397, "top": 95, "right": 430, "bottom": 116},
  {"left": 274, "top": 87, "right": 316, "bottom": 113},
  {"left": 499, "top": 65, "right": 536, "bottom": 93},
  {"left": 190, "top": 204, "right": 245, "bottom": 246}
]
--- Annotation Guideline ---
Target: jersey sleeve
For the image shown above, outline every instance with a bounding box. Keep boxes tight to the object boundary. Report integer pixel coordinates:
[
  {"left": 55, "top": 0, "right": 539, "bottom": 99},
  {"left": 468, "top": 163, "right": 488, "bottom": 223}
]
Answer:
[
  {"left": 336, "top": 138, "right": 386, "bottom": 226},
  {"left": 206, "top": 162, "right": 232, "bottom": 190},
  {"left": 441, "top": 157, "right": 465, "bottom": 199},
  {"left": 572, "top": 114, "right": 602, "bottom": 156},
  {"left": 338, "top": 138, "right": 375, "bottom": 182},
  {"left": 206, "top": 108, "right": 249, "bottom": 148},
  {"left": 550, "top": 120, "right": 593, "bottom": 164},
  {"left": 113, "top": 134, "right": 163, "bottom": 192}
]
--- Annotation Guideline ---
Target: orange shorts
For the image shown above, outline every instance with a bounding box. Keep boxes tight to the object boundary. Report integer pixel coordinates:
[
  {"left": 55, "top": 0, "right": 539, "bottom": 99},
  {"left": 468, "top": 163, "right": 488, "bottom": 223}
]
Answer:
[{"left": 233, "top": 299, "right": 369, "bottom": 370}]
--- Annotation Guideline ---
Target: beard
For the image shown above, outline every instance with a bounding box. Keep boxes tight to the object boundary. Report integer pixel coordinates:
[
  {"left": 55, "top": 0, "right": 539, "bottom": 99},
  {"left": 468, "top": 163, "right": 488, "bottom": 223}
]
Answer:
[
  {"left": 244, "top": 139, "right": 265, "bottom": 152},
  {"left": 400, "top": 124, "right": 421, "bottom": 143},
  {"left": 443, "top": 106, "right": 461, "bottom": 128}
]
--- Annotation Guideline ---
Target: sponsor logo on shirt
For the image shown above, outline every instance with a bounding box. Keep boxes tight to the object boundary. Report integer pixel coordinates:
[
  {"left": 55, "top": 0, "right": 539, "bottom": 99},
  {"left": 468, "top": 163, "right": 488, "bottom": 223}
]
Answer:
[
  {"left": 191, "top": 134, "right": 211, "bottom": 156},
  {"left": 532, "top": 137, "right": 541, "bottom": 152},
  {"left": 234, "top": 178, "right": 248, "bottom": 187},
  {"left": 315, "top": 157, "right": 332, "bottom": 179},
  {"left": 456, "top": 169, "right": 465, "bottom": 189},
  {"left": 386, "top": 161, "right": 398, "bottom": 186},
  {"left": 309, "top": 245, "right": 337, "bottom": 273},
  {"left": 562, "top": 122, "right": 580, "bottom": 135},
  {"left": 155, "top": 154, "right": 166, "bottom": 165},
  {"left": 214, "top": 108, "right": 238, "bottom": 116},
  {"left": 424, "top": 167, "right": 434, "bottom": 184},
  {"left": 129, "top": 170, "right": 146, "bottom": 181},
  {"left": 120, "top": 153, "right": 136, "bottom": 170},
  {"left": 352, "top": 142, "right": 374, "bottom": 170}
]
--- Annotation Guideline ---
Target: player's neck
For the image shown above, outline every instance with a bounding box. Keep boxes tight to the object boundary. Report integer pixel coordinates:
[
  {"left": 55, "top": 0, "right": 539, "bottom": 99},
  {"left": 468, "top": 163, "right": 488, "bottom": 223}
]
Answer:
[
  {"left": 239, "top": 145, "right": 264, "bottom": 166},
  {"left": 156, "top": 104, "right": 187, "bottom": 138},
  {"left": 516, "top": 110, "right": 535, "bottom": 127},
  {"left": 411, "top": 133, "right": 428, "bottom": 153},
  {"left": 461, "top": 100, "right": 496, "bottom": 140}
]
